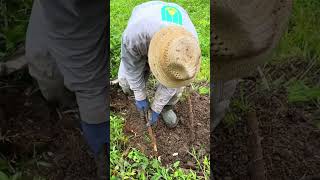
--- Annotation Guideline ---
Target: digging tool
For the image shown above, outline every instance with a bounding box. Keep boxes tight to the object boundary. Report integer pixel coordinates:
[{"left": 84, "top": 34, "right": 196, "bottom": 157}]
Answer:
[
  {"left": 247, "top": 111, "right": 266, "bottom": 180},
  {"left": 143, "top": 110, "right": 158, "bottom": 157},
  {"left": 187, "top": 90, "right": 195, "bottom": 144}
]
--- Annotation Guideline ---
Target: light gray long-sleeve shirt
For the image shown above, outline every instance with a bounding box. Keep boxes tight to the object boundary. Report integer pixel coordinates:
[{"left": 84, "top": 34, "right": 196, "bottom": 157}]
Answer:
[{"left": 121, "top": 1, "right": 198, "bottom": 113}]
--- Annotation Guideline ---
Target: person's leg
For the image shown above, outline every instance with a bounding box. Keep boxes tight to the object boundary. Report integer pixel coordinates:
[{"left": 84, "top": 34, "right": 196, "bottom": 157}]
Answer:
[
  {"left": 118, "top": 60, "right": 131, "bottom": 94},
  {"left": 155, "top": 85, "right": 184, "bottom": 128},
  {"left": 166, "top": 87, "right": 185, "bottom": 106},
  {"left": 25, "top": 0, "right": 76, "bottom": 108},
  {"left": 52, "top": 27, "right": 108, "bottom": 180},
  {"left": 28, "top": 55, "right": 76, "bottom": 108},
  {"left": 212, "top": 79, "right": 238, "bottom": 130}
]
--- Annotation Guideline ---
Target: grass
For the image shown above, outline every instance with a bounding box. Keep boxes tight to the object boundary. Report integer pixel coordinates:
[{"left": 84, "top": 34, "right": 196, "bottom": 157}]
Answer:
[
  {"left": 0, "top": 0, "right": 32, "bottom": 60},
  {"left": 273, "top": 0, "right": 320, "bottom": 63},
  {"left": 287, "top": 80, "right": 320, "bottom": 104},
  {"left": 224, "top": 81, "right": 253, "bottom": 127},
  {"left": 0, "top": 152, "right": 47, "bottom": 180},
  {"left": 110, "top": 114, "right": 210, "bottom": 179}
]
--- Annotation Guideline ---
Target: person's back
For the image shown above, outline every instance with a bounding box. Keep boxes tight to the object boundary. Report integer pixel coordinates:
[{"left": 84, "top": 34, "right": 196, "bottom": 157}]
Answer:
[
  {"left": 123, "top": 1, "right": 198, "bottom": 51},
  {"left": 40, "top": 0, "right": 106, "bottom": 38}
]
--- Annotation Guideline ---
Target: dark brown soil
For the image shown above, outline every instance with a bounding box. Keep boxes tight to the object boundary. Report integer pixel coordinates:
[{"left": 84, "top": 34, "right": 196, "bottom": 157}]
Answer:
[
  {"left": 110, "top": 86, "right": 210, "bottom": 167},
  {"left": 0, "top": 72, "right": 96, "bottom": 180},
  {"left": 212, "top": 59, "right": 320, "bottom": 180}
]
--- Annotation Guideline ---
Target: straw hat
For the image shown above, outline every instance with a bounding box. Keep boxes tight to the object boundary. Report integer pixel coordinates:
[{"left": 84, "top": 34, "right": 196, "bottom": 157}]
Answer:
[
  {"left": 148, "top": 26, "right": 201, "bottom": 88},
  {"left": 212, "top": 0, "right": 292, "bottom": 81}
]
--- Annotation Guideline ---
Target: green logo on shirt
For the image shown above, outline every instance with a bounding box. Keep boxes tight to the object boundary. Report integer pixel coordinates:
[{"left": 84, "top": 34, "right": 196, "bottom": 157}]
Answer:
[{"left": 161, "top": 5, "right": 182, "bottom": 25}]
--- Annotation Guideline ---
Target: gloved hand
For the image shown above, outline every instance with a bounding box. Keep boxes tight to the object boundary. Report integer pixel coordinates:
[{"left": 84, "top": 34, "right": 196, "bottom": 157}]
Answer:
[
  {"left": 135, "top": 99, "right": 149, "bottom": 112},
  {"left": 147, "top": 110, "right": 160, "bottom": 126}
]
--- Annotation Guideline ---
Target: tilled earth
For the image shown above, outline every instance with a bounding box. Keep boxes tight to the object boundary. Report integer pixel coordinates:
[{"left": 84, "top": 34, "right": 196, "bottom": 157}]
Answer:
[
  {"left": 212, "top": 59, "right": 320, "bottom": 180},
  {"left": 0, "top": 72, "right": 96, "bottom": 180},
  {"left": 110, "top": 86, "right": 210, "bottom": 168},
  {"left": 1, "top": 59, "right": 319, "bottom": 180}
]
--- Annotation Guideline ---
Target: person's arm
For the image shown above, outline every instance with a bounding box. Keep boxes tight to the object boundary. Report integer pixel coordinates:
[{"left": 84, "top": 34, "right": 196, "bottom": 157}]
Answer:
[{"left": 121, "top": 33, "right": 148, "bottom": 102}]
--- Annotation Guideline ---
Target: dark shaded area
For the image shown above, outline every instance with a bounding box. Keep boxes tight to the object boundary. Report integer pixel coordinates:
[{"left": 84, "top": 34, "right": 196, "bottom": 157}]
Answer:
[
  {"left": 0, "top": 72, "right": 96, "bottom": 180},
  {"left": 212, "top": 60, "right": 320, "bottom": 180}
]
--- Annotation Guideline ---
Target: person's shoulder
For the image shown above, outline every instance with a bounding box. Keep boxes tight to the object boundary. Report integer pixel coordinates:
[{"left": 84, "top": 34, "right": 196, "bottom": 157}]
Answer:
[
  {"left": 165, "top": 2, "right": 188, "bottom": 14},
  {"left": 123, "top": 18, "right": 160, "bottom": 40}
]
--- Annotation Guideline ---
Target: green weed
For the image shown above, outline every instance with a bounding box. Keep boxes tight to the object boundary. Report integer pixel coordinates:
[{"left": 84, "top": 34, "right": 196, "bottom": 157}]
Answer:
[
  {"left": 226, "top": 81, "right": 253, "bottom": 126},
  {"left": 198, "top": 86, "right": 210, "bottom": 96},
  {"left": 223, "top": 112, "right": 239, "bottom": 128},
  {"left": 0, "top": 0, "right": 32, "bottom": 60},
  {"left": 274, "top": 0, "right": 320, "bottom": 63},
  {"left": 287, "top": 80, "right": 320, "bottom": 103},
  {"left": 0, "top": 153, "right": 47, "bottom": 180}
]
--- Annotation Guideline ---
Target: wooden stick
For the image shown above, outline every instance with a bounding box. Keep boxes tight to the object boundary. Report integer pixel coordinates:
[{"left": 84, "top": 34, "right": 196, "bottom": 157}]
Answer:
[
  {"left": 144, "top": 112, "right": 158, "bottom": 157},
  {"left": 187, "top": 94, "right": 195, "bottom": 144},
  {"left": 247, "top": 111, "right": 266, "bottom": 180}
]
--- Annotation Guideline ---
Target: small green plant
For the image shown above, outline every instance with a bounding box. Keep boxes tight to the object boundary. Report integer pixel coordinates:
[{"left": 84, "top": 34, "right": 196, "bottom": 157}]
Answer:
[
  {"left": 230, "top": 82, "right": 253, "bottom": 114},
  {"left": 0, "top": 153, "right": 47, "bottom": 180},
  {"left": 223, "top": 112, "right": 239, "bottom": 127},
  {"left": 198, "top": 86, "right": 210, "bottom": 95}
]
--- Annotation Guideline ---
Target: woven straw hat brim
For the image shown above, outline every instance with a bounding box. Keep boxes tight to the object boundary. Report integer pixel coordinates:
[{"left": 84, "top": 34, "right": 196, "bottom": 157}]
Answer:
[
  {"left": 149, "top": 26, "right": 201, "bottom": 88},
  {"left": 212, "top": 0, "right": 292, "bottom": 80}
]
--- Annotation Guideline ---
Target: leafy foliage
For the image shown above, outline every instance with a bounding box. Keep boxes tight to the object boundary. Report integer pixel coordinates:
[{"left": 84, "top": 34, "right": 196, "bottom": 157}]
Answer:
[
  {"left": 288, "top": 81, "right": 320, "bottom": 103},
  {"left": 274, "top": 0, "right": 320, "bottom": 63},
  {"left": 0, "top": 0, "right": 32, "bottom": 60}
]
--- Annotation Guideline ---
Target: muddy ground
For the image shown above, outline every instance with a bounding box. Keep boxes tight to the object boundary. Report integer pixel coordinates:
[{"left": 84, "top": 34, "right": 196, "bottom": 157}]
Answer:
[
  {"left": 110, "top": 86, "right": 210, "bottom": 168},
  {"left": 0, "top": 71, "right": 96, "bottom": 180},
  {"left": 212, "top": 59, "right": 320, "bottom": 180}
]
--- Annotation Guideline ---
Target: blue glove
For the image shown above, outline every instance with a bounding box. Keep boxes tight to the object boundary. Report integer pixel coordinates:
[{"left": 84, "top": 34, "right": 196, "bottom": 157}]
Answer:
[
  {"left": 135, "top": 99, "right": 148, "bottom": 112},
  {"left": 147, "top": 111, "right": 160, "bottom": 126},
  {"left": 81, "top": 121, "right": 109, "bottom": 156}
]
